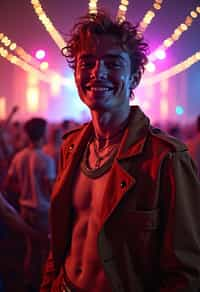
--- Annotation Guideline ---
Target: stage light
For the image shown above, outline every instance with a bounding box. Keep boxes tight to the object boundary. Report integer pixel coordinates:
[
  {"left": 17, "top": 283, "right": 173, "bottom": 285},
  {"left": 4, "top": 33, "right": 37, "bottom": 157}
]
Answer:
[
  {"left": 40, "top": 61, "right": 48, "bottom": 70},
  {"left": 26, "top": 87, "right": 39, "bottom": 112},
  {"left": 35, "top": 49, "right": 46, "bottom": 60},
  {"left": 146, "top": 62, "right": 156, "bottom": 73},
  {"left": 155, "top": 49, "right": 166, "bottom": 60},
  {"left": 0, "top": 97, "right": 6, "bottom": 119},
  {"left": 176, "top": 105, "right": 184, "bottom": 115}
]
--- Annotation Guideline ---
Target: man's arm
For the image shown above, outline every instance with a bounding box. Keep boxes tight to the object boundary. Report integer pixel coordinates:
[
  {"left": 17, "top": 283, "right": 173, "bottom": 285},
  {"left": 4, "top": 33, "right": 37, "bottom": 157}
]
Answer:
[{"left": 159, "top": 151, "right": 200, "bottom": 291}]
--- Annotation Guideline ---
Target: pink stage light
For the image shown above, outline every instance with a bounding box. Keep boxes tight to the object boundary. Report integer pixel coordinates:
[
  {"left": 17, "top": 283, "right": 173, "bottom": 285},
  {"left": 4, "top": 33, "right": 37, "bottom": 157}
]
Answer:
[
  {"left": 155, "top": 49, "right": 166, "bottom": 60},
  {"left": 35, "top": 49, "right": 46, "bottom": 60},
  {"left": 146, "top": 62, "right": 156, "bottom": 73}
]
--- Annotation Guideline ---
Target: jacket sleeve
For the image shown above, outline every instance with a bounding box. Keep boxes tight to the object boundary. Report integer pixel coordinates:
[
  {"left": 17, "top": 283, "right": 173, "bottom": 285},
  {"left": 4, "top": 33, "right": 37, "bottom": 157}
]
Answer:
[
  {"left": 159, "top": 150, "right": 200, "bottom": 292},
  {"left": 40, "top": 251, "right": 56, "bottom": 292}
]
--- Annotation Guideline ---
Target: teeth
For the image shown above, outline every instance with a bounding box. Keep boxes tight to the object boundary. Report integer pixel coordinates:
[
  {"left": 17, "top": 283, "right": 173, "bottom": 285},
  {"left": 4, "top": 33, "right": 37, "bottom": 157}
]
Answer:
[{"left": 91, "top": 87, "right": 110, "bottom": 91}]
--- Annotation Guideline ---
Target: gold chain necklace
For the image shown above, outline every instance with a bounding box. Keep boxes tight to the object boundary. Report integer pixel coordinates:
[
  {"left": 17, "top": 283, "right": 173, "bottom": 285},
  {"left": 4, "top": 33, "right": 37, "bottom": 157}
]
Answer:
[
  {"left": 80, "top": 138, "right": 118, "bottom": 178},
  {"left": 93, "top": 138, "right": 118, "bottom": 168}
]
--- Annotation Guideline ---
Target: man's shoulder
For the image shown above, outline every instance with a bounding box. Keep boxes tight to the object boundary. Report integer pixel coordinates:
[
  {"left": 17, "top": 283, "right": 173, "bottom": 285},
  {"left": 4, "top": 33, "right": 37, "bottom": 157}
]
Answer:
[{"left": 149, "top": 126, "right": 187, "bottom": 152}]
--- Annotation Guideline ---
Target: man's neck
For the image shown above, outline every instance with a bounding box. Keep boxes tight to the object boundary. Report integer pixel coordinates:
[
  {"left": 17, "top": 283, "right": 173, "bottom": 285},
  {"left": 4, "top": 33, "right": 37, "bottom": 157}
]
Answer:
[{"left": 90, "top": 107, "right": 130, "bottom": 149}]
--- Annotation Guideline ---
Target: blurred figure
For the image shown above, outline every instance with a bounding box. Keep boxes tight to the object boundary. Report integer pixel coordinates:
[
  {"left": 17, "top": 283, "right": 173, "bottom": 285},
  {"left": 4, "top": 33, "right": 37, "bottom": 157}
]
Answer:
[
  {"left": 0, "top": 191, "right": 43, "bottom": 292},
  {"left": 61, "top": 119, "right": 81, "bottom": 136},
  {"left": 9, "top": 120, "right": 27, "bottom": 154},
  {"left": 187, "top": 115, "right": 200, "bottom": 175},
  {"left": 4, "top": 117, "right": 56, "bottom": 291},
  {"left": 43, "top": 126, "right": 62, "bottom": 172},
  {"left": 167, "top": 123, "right": 183, "bottom": 141}
]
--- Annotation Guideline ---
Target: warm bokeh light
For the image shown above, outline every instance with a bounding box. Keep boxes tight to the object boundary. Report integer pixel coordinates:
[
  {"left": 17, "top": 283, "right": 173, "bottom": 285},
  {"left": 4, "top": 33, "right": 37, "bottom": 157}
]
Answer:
[
  {"left": 155, "top": 49, "right": 166, "bottom": 60},
  {"left": 143, "top": 50, "right": 200, "bottom": 86},
  {"left": 160, "top": 97, "right": 169, "bottom": 119},
  {"left": 139, "top": 0, "right": 164, "bottom": 32},
  {"left": 0, "top": 97, "right": 6, "bottom": 119},
  {"left": 35, "top": 49, "right": 46, "bottom": 60},
  {"left": 31, "top": 0, "right": 66, "bottom": 49},
  {"left": 26, "top": 87, "right": 39, "bottom": 112},
  {"left": 146, "top": 62, "right": 156, "bottom": 73},
  {"left": 116, "top": 0, "right": 129, "bottom": 23},
  {"left": 50, "top": 73, "right": 61, "bottom": 96},
  {"left": 149, "top": 4, "right": 200, "bottom": 62},
  {"left": 40, "top": 61, "right": 49, "bottom": 71}
]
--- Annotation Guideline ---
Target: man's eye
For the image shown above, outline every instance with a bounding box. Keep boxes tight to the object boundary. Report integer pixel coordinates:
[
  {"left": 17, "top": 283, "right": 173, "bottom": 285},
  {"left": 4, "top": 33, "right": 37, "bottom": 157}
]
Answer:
[
  {"left": 107, "top": 62, "right": 121, "bottom": 68},
  {"left": 79, "top": 61, "right": 94, "bottom": 69}
]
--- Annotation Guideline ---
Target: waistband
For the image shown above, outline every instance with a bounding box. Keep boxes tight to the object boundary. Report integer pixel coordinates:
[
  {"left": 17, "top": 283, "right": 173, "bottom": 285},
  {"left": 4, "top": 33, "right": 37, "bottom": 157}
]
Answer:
[{"left": 58, "top": 270, "right": 85, "bottom": 292}]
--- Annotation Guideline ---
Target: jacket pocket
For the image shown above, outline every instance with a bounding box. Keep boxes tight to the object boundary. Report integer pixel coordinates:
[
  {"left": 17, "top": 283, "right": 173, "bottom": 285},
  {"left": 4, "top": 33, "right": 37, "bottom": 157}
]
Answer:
[{"left": 125, "top": 208, "right": 160, "bottom": 231}]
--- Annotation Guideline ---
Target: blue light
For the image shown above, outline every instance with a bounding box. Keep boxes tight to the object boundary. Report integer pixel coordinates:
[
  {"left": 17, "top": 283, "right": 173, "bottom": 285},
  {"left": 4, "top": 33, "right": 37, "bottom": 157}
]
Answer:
[{"left": 176, "top": 106, "right": 184, "bottom": 115}]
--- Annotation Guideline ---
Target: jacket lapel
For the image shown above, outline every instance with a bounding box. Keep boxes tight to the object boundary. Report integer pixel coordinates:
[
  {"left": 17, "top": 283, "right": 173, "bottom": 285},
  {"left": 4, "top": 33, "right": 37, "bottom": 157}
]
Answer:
[{"left": 99, "top": 106, "right": 150, "bottom": 226}]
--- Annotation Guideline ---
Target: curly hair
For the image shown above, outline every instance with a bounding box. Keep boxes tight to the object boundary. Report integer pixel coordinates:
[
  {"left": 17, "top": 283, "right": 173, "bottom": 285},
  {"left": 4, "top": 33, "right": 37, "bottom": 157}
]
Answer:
[{"left": 62, "top": 10, "right": 149, "bottom": 79}]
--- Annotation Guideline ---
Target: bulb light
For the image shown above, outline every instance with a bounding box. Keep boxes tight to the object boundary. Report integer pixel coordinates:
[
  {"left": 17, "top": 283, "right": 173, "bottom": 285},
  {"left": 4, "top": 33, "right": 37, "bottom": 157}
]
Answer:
[
  {"left": 31, "top": 0, "right": 66, "bottom": 49},
  {"left": 142, "top": 51, "right": 200, "bottom": 87},
  {"left": 149, "top": 5, "right": 200, "bottom": 62},
  {"left": 116, "top": 0, "right": 129, "bottom": 23},
  {"left": 139, "top": 0, "right": 164, "bottom": 32}
]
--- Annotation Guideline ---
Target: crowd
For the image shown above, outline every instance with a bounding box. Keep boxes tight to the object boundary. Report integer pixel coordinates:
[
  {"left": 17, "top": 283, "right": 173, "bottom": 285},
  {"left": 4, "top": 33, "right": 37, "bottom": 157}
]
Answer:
[
  {"left": 0, "top": 117, "right": 79, "bottom": 291},
  {"left": 0, "top": 112, "right": 200, "bottom": 292}
]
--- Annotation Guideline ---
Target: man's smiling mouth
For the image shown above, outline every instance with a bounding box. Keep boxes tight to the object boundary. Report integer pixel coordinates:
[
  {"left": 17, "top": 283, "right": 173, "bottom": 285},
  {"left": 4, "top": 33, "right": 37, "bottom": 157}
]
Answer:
[{"left": 85, "top": 84, "right": 114, "bottom": 93}]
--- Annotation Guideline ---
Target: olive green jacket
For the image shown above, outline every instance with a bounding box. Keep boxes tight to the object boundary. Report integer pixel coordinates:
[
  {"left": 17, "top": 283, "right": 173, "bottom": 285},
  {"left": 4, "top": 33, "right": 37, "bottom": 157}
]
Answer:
[{"left": 41, "top": 106, "right": 200, "bottom": 292}]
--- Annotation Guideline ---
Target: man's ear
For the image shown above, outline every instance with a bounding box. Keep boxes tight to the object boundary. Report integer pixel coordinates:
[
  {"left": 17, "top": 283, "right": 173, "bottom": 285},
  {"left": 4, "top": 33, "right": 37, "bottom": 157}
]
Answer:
[{"left": 130, "top": 71, "right": 141, "bottom": 89}]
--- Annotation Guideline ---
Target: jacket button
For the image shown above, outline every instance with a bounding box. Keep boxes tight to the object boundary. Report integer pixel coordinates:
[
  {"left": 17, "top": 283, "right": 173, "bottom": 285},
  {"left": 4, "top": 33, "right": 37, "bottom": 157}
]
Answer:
[
  {"left": 69, "top": 144, "right": 74, "bottom": 151},
  {"left": 120, "top": 181, "right": 126, "bottom": 188}
]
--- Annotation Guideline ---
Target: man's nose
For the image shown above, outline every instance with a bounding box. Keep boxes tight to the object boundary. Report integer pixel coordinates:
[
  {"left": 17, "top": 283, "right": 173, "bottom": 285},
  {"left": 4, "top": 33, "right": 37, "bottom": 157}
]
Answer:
[{"left": 91, "top": 60, "right": 107, "bottom": 79}]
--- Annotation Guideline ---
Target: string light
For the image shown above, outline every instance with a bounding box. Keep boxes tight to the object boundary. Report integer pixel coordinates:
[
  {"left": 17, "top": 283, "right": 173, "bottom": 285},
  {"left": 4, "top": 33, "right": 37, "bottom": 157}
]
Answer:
[
  {"left": 88, "top": 0, "right": 98, "bottom": 15},
  {"left": 0, "top": 32, "right": 70, "bottom": 90},
  {"left": 149, "top": 5, "right": 200, "bottom": 62},
  {"left": 0, "top": 32, "right": 40, "bottom": 67},
  {"left": 139, "top": 0, "right": 164, "bottom": 32},
  {"left": 116, "top": 0, "right": 129, "bottom": 23},
  {"left": 30, "top": 0, "right": 66, "bottom": 49},
  {"left": 0, "top": 45, "right": 49, "bottom": 83},
  {"left": 142, "top": 51, "right": 200, "bottom": 87}
]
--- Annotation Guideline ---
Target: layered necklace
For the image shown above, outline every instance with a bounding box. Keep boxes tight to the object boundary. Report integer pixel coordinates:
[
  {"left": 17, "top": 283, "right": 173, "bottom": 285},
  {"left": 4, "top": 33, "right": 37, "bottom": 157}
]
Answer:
[{"left": 81, "top": 128, "right": 126, "bottom": 178}]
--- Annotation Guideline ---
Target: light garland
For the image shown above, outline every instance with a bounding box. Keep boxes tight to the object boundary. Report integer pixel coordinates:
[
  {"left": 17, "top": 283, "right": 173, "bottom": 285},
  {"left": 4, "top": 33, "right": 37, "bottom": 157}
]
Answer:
[
  {"left": 0, "top": 32, "right": 40, "bottom": 68},
  {"left": 149, "top": 5, "right": 200, "bottom": 61},
  {"left": 116, "top": 0, "right": 129, "bottom": 23},
  {"left": 88, "top": 0, "right": 98, "bottom": 15},
  {"left": 0, "top": 32, "right": 70, "bottom": 88},
  {"left": 142, "top": 51, "right": 200, "bottom": 86},
  {"left": 30, "top": 0, "right": 66, "bottom": 50},
  {"left": 139, "top": 0, "right": 164, "bottom": 32},
  {"left": 0, "top": 46, "right": 49, "bottom": 83}
]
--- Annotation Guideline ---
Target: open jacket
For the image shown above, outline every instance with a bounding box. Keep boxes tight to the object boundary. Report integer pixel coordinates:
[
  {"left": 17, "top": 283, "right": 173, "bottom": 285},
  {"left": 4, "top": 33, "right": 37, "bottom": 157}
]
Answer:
[{"left": 41, "top": 106, "right": 200, "bottom": 292}]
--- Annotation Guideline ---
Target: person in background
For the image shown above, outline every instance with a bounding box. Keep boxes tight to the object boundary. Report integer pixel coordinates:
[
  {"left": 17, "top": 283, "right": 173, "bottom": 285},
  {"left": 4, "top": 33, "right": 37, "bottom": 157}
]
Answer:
[
  {"left": 187, "top": 115, "right": 200, "bottom": 175},
  {"left": 43, "top": 126, "right": 62, "bottom": 173},
  {"left": 41, "top": 11, "right": 200, "bottom": 292},
  {"left": 0, "top": 191, "right": 45, "bottom": 292},
  {"left": 4, "top": 117, "right": 56, "bottom": 291}
]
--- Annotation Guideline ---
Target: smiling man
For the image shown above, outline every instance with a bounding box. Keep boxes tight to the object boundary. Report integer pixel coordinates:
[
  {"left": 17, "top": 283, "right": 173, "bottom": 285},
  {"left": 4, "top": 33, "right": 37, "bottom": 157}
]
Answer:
[{"left": 41, "top": 11, "right": 200, "bottom": 292}]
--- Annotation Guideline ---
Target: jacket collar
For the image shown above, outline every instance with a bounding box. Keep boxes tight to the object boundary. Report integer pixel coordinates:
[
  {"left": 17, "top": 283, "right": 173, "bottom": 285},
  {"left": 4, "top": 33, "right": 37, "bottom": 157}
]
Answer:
[
  {"left": 117, "top": 106, "right": 150, "bottom": 159},
  {"left": 63, "top": 106, "right": 150, "bottom": 162}
]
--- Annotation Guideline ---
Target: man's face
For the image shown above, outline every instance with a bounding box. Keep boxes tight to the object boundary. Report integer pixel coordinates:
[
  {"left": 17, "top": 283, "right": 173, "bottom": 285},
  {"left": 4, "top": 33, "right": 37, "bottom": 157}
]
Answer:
[{"left": 75, "top": 34, "right": 134, "bottom": 112}]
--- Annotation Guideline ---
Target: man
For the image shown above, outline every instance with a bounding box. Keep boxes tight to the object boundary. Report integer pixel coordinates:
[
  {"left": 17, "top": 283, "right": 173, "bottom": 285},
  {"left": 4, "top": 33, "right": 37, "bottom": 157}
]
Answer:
[
  {"left": 5, "top": 117, "right": 56, "bottom": 291},
  {"left": 41, "top": 11, "right": 200, "bottom": 292}
]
